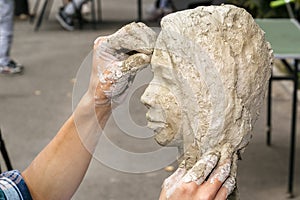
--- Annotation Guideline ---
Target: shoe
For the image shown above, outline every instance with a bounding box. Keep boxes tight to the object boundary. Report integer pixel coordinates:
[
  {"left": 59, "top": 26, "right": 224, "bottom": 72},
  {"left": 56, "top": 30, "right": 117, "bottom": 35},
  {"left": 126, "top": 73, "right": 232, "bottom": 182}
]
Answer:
[
  {"left": 81, "top": 2, "right": 91, "bottom": 16},
  {"left": 18, "top": 14, "right": 29, "bottom": 20},
  {"left": 0, "top": 60, "right": 24, "bottom": 74},
  {"left": 56, "top": 8, "right": 74, "bottom": 31}
]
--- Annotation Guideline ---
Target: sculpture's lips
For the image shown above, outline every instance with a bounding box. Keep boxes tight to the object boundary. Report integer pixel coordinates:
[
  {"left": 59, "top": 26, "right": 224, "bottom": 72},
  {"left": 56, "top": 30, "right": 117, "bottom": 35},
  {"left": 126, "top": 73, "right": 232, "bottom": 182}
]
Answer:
[
  {"left": 146, "top": 120, "right": 167, "bottom": 131},
  {"left": 145, "top": 114, "right": 165, "bottom": 124}
]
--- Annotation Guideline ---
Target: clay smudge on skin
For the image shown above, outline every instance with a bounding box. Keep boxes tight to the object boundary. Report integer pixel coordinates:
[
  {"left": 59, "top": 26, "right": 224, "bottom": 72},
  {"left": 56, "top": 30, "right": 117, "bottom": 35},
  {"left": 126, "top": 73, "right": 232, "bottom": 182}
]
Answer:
[{"left": 95, "top": 22, "right": 157, "bottom": 99}]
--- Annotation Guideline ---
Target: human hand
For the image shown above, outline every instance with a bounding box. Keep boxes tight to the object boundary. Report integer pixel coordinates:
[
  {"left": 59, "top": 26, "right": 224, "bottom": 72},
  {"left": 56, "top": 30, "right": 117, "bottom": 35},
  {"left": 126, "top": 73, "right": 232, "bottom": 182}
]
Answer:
[
  {"left": 159, "top": 147, "right": 238, "bottom": 200},
  {"left": 90, "top": 22, "right": 157, "bottom": 106},
  {"left": 74, "top": 22, "right": 157, "bottom": 148}
]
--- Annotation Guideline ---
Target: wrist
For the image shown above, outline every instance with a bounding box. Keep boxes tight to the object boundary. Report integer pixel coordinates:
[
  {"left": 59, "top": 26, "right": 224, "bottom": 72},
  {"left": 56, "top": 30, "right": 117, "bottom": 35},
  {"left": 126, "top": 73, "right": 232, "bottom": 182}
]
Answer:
[
  {"left": 74, "top": 92, "right": 112, "bottom": 128},
  {"left": 71, "top": 93, "right": 111, "bottom": 154}
]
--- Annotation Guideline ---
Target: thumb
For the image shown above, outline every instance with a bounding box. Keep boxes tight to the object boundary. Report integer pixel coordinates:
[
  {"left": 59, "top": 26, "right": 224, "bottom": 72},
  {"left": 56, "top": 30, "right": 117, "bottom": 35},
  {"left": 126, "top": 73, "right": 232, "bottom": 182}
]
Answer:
[{"left": 122, "top": 53, "right": 152, "bottom": 74}]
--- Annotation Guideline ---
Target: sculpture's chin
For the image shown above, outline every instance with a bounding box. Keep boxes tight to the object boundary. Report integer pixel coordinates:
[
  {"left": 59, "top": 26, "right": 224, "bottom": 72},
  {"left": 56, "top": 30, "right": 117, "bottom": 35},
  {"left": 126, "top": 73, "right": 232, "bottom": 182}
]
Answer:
[
  {"left": 153, "top": 128, "right": 174, "bottom": 146},
  {"left": 154, "top": 130, "right": 182, "bottom": 147},
  {"left": 154, "top": 137, "right": 169, "bottom": 146}
]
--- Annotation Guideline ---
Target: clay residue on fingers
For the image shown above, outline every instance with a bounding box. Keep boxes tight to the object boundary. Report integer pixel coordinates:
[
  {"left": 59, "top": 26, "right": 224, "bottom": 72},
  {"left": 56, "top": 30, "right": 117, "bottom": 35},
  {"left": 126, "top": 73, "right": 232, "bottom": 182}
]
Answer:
[
  {"left": 209, "top": 160, "right": 231, "bottom": 184},
  {"left": 95, "top": 22, "right": 157, "bottom": 99},
  {"left": 121, "top": 53, "right": 151, "bottom": 74},
  {"left": 164, "top": 167, "right": 186, "bottom": 199},
  {"left": 182, "top": 153, "right": 219, "bottom": 184}
]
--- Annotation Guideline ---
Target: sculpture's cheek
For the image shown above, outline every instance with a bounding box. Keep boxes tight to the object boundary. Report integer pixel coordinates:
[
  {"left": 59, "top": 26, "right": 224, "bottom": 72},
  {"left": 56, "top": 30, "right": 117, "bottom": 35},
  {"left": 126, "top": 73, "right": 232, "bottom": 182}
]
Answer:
[
  {"left": 154, "top": 124, "right": 175, "bottom": 146},
  {"left": 152, "top": 105, "right": 182, "bottom": 146}
]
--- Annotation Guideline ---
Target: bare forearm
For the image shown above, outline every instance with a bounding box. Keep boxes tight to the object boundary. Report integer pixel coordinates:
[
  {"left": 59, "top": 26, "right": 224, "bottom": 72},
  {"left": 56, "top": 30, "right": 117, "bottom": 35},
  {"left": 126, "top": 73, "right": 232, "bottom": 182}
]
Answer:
[{"left": 22, "top": 95, "right": 111, "bottom": 200}]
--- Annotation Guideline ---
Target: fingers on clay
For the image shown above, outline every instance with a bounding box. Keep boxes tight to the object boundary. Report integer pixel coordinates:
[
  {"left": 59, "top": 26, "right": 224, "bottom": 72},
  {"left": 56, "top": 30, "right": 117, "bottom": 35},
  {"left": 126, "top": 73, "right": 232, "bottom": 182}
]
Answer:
[
  {"left": 209, "top": 157, "right": 232, "bottom": 185},
  {"left": 94, "top": 82, "right": 112, "bottom": 106},
  {"left": 122, "top": 53, "right": 151, "bottom": 74},
  {"left": 96, "top": 68, "right": 116, "bottom": 99},
  {"left": 94, "top": 36, "right": 106, "bottom": 46},
  {"left": 222, "top": 154, "right": 238, "bottom": 197},
  {"left": 163, "top": 167, "right": 186, "bottom": 199},
  {"left": 97, "top": 53, "right": 151, "bottom": 100},
  {"left": 98, "top": 64, "right": 122, "bottom": 86},
  {"left": 163, "top": 167, "right": 186, "bottom": 189},
  {"left": 222, "top": 174, "right": 236, "bottom": 198},
  {"left": 182, "top": 153, "right": 219, "bottom": 185}
]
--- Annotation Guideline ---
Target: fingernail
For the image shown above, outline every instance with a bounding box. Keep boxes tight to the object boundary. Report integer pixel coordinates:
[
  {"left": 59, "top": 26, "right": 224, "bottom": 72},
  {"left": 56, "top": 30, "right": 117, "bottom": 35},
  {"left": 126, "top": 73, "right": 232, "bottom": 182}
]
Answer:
[
  {"left": 94, "top": 37, "right": 102, "bottom": 45},
  {"left": 182, "top": 174, "right": 192, "bottom": 183},
  {"left": 210, "top": 162, "right": 231, "bottom": 183},
  {"left": 223, "top": 176, "right": 236, "bottom": 196}
]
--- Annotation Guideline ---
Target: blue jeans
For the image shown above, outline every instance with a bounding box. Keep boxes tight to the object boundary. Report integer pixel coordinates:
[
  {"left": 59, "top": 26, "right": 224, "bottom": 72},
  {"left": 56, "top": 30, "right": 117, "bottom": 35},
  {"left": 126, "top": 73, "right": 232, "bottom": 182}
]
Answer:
[
  {"left": 159, "top": 0, "right": 170, "bottom": 9},
  {"left": 64, "top": 0, "right": 86, "bottom": 15},
  {"left": 0, "top": 0, "right": 14, "bottom": 66}
]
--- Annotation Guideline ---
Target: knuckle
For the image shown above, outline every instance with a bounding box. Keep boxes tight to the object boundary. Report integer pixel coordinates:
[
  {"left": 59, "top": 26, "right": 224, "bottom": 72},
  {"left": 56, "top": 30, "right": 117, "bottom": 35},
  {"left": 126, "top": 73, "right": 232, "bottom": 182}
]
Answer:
[
  {"left": 178, "top": 183, "right": 197, "bottom": 195},
  {"left": 197, "top": 193, "right": 214, "bottom": 200}
]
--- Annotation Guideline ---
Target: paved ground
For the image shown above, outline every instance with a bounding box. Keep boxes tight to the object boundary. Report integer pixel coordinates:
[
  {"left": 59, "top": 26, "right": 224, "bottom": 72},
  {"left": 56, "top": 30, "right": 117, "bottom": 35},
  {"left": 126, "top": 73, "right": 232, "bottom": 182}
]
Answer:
[{"left": 0, "top": 1, "right": 299, "bottom": 199}]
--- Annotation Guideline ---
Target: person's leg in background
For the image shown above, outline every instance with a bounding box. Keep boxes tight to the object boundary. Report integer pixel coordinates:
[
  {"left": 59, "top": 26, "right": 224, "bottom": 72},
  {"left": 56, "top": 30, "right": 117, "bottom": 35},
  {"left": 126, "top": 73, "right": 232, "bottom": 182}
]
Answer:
[
  {"left": 159, "top": 0, "right": 168, "bottom": 9},
  {"left": 0, "top": 0, "right": 24, "bottom": 74},
  {"left": 146, "top": 0, "right": 174, "bottom": 22},
  {"left": 14, "top": 0, "right": 29, "bottom": 20},
  {"left": 159, "top": 0, "right": 173, "bottom": 14},
  {"left": 56, "top": 0, "right": 86, "bottom": 31}
]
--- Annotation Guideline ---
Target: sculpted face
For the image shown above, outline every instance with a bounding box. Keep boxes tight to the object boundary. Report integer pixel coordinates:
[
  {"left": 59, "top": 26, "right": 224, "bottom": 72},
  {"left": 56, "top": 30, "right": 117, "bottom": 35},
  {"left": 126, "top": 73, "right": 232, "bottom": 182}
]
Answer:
[
  {"left": 141, "top": 5, "right": 272, "bottom": 157},
  {"left": 140, "top": 5, "right": 272, "bottom": 198},
  {"left": 141, "top": 48, "right": 183, "bottom": 146}
]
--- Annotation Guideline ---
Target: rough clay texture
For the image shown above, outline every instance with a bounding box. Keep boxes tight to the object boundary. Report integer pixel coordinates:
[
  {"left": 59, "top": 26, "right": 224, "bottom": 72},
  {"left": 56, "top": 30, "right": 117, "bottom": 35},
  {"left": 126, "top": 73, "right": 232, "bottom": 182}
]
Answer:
[
  {"left": 96, "top": 22, "right": 157, "bottom": 99},
  {"left": 155, "top": 4, "right": 272, "bottom": 164},
  {"left": 141, "top": 4, "right": 273, "bottom": 198}
]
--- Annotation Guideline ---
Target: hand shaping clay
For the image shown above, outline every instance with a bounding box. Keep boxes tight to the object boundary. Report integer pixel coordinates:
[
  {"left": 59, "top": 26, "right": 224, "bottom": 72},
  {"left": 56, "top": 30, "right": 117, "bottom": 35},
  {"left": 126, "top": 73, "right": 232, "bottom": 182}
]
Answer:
[
  {"left": 95, "top": 22, "right": 157, "bottom": 101},
  {"left": 94, "top": 4, "right": 273, "bottom": 199},
  {"left": 141, "top": 4, "right": 273, "bottom": 198}
]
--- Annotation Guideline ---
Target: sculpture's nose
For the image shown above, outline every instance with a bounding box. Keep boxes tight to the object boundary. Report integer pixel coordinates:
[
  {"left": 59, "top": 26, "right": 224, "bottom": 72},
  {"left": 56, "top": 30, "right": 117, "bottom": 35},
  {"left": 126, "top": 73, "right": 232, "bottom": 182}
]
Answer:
[{"left": 140, "top": 85, "right": 155, "bottom": 109}]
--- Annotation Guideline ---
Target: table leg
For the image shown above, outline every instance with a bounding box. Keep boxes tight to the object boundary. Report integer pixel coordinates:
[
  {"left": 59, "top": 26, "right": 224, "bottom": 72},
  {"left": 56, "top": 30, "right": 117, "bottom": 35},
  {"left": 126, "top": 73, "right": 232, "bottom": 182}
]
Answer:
[
  {"left": 34, "top": 0, "right": 54, "bottom": 31},
  {"left": 97, "top": 0, "right": 102, "bottom": 22},
  {"left": 91, "top": 0, "right": 96, "bottom": 29},
  {"left": 267, "top": 70, "right": 273, "bottom": 146},
  {"left": 34, "top": 0, "right": 48, "bottom": 31},
  {"left": 0, "top": 129, "right": 13, "bottom": 172},
  {"left": 138, "top": 0, "right": 142, "bottom": 21},
  {"left": 30, "top": 0, "right": 40, "bottom": 23},
  {"left": 288, "top": 59, "right": 298, "bottom": 198}
]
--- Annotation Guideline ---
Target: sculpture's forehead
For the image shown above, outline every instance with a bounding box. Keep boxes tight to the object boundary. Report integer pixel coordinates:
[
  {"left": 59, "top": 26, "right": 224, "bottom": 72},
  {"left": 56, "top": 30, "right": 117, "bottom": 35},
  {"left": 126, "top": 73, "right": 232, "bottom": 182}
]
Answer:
[
  {"left": 154, "top": 4, "right": 261, "bottom": 67},
  {"left": 159, "top": 4, "right": 251, "bottom": 43},
  {"left": 151, "top": 4, "right": 272, "bottom": 93},
  {"left": 152, "top": 6, "right": 234, "bottom": 62},
  {"left": 161, "top": 4, "right": 241, "bottom": 27}
]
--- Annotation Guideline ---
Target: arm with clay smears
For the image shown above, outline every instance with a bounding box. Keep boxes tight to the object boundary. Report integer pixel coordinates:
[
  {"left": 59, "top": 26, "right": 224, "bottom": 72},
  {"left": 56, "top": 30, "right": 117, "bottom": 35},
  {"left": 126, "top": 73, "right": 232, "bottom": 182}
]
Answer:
[
  {"left": 21, "top": 22, "right": 157, "bottom": 200},
  {"left": 21, "top": 40, "right": 112, "bottom": 200}
]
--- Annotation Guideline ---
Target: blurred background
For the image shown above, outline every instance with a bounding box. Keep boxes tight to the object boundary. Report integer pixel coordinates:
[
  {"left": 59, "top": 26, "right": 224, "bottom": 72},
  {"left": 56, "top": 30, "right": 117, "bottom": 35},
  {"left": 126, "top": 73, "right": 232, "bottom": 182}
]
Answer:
[{"left": 0, "top": 0, "right": 299, "bottom": 199}]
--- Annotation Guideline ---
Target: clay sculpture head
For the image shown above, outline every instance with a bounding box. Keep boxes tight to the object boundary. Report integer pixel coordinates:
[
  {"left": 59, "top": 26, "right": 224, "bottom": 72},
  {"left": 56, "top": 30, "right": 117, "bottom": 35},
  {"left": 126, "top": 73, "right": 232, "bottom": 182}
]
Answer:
[{"left": 141, "top": 4, "right": 273, "bottom": 197}]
